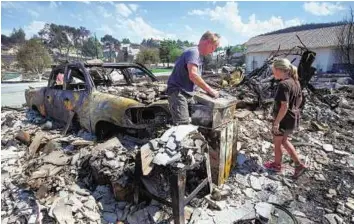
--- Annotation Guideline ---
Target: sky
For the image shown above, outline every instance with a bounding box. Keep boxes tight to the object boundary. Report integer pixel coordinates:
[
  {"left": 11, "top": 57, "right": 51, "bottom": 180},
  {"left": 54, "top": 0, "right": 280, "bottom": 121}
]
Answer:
[{"left": 1, "top": 1, "right": 354, "bottom": 46}]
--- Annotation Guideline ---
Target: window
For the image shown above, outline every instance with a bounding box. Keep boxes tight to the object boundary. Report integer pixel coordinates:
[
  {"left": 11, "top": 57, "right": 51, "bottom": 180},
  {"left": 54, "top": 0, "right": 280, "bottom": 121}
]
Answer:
[
  {"left": 66, "top": 68, "right": 86, "bottom": 91},
  {"left": 109, "top": 69, "right": 125, "bottom": 82},
  {"left": 50, "top": 69, "right": 65, "bottom": 89},
  {"left": 127, "top": 67, "right": 150, "bottom": 83}
]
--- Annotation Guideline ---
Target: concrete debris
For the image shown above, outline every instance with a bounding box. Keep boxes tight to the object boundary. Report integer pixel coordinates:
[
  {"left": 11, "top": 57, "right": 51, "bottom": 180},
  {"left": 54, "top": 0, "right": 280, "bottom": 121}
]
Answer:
[
  {"left": 324, "top": 214, "right": 344, "bottom": 224},
  {"left": 314, "top": 174, "right": 327, "bottom": 181},
  {"left": 51, "top": 197, "right": 75, "bottom": 224},
  {"left": 42, "top": 139, "right": 62, "bottom": 154},
  {"left": 255, "top": 202, "right": 274, "bottom": 221},
  {"left": 42, "top": 150, "right": 71, "bottom": 165},
  {"left": 211, "top": 186, "right": 231, "bottom": 201},
  {"left": 149, "top": 125, "right": 204, "bottom": 167},
  {"left": 345, "top": 197, "right": 354, "bottom": 211},
  {"left": 249, "top": 175, "right": 263, "bottom": 191},
  {"left": 94, "top": 137, "right": 123, "bottom": 151},
  {"left": 243, "top": 188, "right": 256, "bottom": 199},
  {"left": 204, "top": 195, "right": 227, "bottom": 210},
  {"left": 323, "top": 143, "right": 334, "bottom": 152}
]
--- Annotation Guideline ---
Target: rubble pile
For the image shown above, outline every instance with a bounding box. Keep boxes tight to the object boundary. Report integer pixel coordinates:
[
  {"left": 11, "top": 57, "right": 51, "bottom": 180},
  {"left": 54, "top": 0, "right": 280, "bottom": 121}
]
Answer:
[
  {"left": 223, "top": 91, "right": 354, "bottom": 223},
  {"left": 138, "top": 125, "right": 210, "bottom": 203},
  {"left": 186, "top": 90, "right": 353, "bottom": 223},
  {"left": 147, "top": 125, "right": 206, "bottom": 168},
  {"left": 88, "top": 138, "right": 136, "bottom": 198},
  {"left": 1, "top": 108, "right": 144, "bottom": 223},
  {"left": 97, "top": 82, "right": 168, "bottom": 104}
]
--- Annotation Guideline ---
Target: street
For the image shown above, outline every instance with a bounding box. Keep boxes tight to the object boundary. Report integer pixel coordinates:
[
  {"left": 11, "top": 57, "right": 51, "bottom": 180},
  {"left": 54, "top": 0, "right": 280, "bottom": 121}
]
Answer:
[
  {"left": 1, "top": 82, "right": 47, "bottom": 107},
  {"left": 1, "top": 72, "right": 171, "bottom": 107}
]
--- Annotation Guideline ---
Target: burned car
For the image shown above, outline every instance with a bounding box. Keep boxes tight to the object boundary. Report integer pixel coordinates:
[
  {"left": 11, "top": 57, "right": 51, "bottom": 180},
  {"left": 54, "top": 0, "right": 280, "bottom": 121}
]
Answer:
[{"left": 25, "top": 61, "right": 171, "bottom": 139}]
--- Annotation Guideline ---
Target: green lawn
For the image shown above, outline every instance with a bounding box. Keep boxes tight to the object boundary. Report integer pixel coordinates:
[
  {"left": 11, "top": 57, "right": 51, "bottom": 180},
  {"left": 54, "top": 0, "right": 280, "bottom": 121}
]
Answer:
[{"left": 150, "top": 68, "right": 173, "bottom": 73}]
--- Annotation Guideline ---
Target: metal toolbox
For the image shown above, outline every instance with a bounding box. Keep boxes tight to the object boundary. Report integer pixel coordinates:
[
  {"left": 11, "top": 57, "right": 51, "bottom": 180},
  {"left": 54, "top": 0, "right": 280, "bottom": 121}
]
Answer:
[
  {"left": 199, "top": 119, "right": 238, "bottom": 186},
  {"left": 191, "top": 91, "right": 237, "bottom": 129}
]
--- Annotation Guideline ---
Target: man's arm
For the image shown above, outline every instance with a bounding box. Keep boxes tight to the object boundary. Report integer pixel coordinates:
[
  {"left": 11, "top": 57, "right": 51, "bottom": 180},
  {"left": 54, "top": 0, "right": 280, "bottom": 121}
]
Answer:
[{"left": 187, "top": 63, "right": 219, "bottom": 98}]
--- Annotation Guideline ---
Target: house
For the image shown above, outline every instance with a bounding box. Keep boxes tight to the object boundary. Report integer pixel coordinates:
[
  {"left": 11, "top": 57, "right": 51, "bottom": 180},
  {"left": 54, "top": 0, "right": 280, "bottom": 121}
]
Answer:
[
  {"left": 244, "top": 24, "right": 346, "bottom": 74},
  {"left": 102, "top": 43, "right": 119, "bottom": 62},
  {"left": 117, "top": 43, "right": 141, "bottom": 62}
]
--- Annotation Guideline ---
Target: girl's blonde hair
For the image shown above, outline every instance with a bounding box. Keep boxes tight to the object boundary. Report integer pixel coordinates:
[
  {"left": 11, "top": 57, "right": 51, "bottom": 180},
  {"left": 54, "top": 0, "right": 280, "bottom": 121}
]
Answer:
[{"left": 272, "top": 58, "right": 299, "bottom": 82}]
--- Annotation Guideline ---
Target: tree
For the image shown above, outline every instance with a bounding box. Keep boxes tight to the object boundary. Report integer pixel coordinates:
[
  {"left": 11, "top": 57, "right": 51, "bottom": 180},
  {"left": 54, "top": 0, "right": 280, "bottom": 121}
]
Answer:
[
  {"left": 16, "top": 39, "right": 52, "bottom": 81},
  {"left": 74, "top": 26, "right": 91, "bottom": 59},
  {"left": 38, "top": 23, "right": 89, "bottom": 59},
  {"left": 101, "top": 34, "right": 119, "bottom": 46},
  {"left": 231, "top": 44, "right": 246, "bottom": 53},
  {"left": 121, "top": 38, "right": 131, "bottom": 44},
  {"left": 169, "top": 47, "right": 183, "bottom": 62},
  {"left": 39, "top": 23, "right": 68, "bottom": 56},
  {"left": 337, "top": 7, "right": 354, "bottom": 78},
  {"left": 1, "top": 35, "right": 11, "bottom": 46},
  {"left": 82, "top": 36, "right": 103, "bottom": 59},
  {"left": 183, "top": 40, "right": 195, "bottom": 47},
  {"left": 1, "top": 29, "right": 26, "bottom": 46},
  {"left": 159, "top": 39, "right": 178, "bottom": 67},
  {"left": 135, "top": 48, "right": 160, "bottom": 66},
  {"left": 216, "top": 47, "right": 223, "bottom": 52},
  {"left": 10, "top": 28, "right": 26, "bottom": 44},
  {"left": 141, "top": 38, "right": 159, "bottom": 48},
  {"left": 101, "top": 34, "right": 119, "bottom": 62}
]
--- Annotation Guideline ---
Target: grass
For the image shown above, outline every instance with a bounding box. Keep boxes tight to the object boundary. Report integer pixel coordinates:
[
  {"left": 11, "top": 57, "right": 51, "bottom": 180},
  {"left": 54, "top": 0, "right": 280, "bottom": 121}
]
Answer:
[{"left": 150, "top": 68, "right": 173, "bottom": 73}]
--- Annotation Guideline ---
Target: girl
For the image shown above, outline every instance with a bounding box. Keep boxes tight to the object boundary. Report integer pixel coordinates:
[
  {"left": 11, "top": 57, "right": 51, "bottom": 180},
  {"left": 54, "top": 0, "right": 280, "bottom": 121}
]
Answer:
[{"left": 264, "top": 58, "right": 307, "bottom": 179}]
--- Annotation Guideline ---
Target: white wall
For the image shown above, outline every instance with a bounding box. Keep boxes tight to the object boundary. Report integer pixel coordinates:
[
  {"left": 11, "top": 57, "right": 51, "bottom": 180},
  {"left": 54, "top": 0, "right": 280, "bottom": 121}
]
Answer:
[
  {"left": 245, "top": 47, "right": 341, "bottom": 73},
  {"left": 245, "top": 51, "right": 301, "bottom": 73},
  {"left": 311, "top": 48, "right": 341, "bottom": 72}
]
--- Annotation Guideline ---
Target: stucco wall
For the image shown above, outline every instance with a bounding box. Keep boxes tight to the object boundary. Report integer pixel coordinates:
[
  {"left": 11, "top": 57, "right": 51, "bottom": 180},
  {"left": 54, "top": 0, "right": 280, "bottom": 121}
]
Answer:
[{"left": 245, "top": 47, "right": 341, "bottom": 73}]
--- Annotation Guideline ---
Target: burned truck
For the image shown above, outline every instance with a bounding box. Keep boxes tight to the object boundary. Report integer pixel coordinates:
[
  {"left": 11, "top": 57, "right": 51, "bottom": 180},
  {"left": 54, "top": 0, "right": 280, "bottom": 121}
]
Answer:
[{"left": 25, "top": 61, "right": 172, "bottom": 139}]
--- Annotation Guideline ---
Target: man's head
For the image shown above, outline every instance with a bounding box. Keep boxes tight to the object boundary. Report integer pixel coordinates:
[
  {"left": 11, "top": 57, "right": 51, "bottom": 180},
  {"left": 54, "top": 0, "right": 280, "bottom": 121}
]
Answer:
[{"left": 198, "top": 31, "right": 220, "bottom": 56}]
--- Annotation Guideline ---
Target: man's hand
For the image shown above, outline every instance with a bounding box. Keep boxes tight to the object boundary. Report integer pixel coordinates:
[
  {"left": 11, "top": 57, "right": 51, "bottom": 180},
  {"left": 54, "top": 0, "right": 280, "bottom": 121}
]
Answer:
[{"left": 209, "top": 89, "right": 219, "bottom": 98}]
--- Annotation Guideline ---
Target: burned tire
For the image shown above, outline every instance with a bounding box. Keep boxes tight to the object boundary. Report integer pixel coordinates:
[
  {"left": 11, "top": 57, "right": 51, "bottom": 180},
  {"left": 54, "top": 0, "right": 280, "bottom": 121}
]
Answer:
[{"left": 95, "top": 121, "right": 119, "bottom": 141}]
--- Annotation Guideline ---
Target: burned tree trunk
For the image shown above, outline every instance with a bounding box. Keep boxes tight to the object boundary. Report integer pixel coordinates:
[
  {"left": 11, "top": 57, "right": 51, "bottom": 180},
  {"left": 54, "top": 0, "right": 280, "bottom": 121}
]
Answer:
[{"left": 337, "top": 7, "right": 354, "bottom": 79}]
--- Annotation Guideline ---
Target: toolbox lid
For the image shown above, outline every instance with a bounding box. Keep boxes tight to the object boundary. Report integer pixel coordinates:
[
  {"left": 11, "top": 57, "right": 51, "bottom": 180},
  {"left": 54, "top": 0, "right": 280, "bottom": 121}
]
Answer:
[{"left": 193, "top": 91, "right": 237, "bottom": 109}]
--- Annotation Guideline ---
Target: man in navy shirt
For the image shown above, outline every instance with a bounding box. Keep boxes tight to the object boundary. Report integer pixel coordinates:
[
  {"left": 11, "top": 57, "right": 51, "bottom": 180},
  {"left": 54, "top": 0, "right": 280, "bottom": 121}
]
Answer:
[{"left": 167, "top": 31, "right": 220, "bottom": 125}]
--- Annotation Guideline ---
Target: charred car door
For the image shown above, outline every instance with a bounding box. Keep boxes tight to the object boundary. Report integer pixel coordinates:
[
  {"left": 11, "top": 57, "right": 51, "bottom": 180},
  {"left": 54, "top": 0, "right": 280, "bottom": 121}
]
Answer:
[
  {"left": 44, "top": 66, "right": 66, "bottom": 121},
  {"left": 55, "top": 63, "right": 92, "bottom": 126}
]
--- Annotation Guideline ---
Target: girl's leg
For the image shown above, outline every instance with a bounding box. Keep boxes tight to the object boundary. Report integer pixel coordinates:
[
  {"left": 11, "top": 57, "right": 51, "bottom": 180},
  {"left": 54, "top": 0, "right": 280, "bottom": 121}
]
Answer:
[
  {"left": 273, "top": 135, "right": 284, "bottom": 166},
  {"left": 281, "top": 135, "right": 301, "bottom": 164},
  {"left": 282, "top": 135, "right": 307, "bottom": 178},
  {"left": 264, "top": 135, "right": 283, "bottom": 171}
]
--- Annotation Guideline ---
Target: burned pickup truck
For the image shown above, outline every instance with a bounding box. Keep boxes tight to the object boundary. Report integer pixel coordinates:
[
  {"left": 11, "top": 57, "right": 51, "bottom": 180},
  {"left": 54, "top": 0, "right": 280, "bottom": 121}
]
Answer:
[{"left": 25, "top": 61, "right": 172, "bottom": 139}]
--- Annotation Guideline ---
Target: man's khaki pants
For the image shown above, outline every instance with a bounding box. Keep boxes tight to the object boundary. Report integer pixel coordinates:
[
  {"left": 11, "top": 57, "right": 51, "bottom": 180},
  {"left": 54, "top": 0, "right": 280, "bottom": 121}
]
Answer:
[{"left": 168, "top": 90, "right": 194, "bottom": 125}]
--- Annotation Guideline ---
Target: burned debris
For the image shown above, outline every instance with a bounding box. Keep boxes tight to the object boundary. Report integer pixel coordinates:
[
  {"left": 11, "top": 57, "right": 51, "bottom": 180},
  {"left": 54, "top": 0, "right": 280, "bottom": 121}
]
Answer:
[
  {"left": 96, "top": 82, "right": 168, "bottom": 105},
  {"left": 2, "top": 91, "right": 354, "bottom": 223},
  {"left": 2, "top": 42, "right": 354, "bottom": 224}
]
